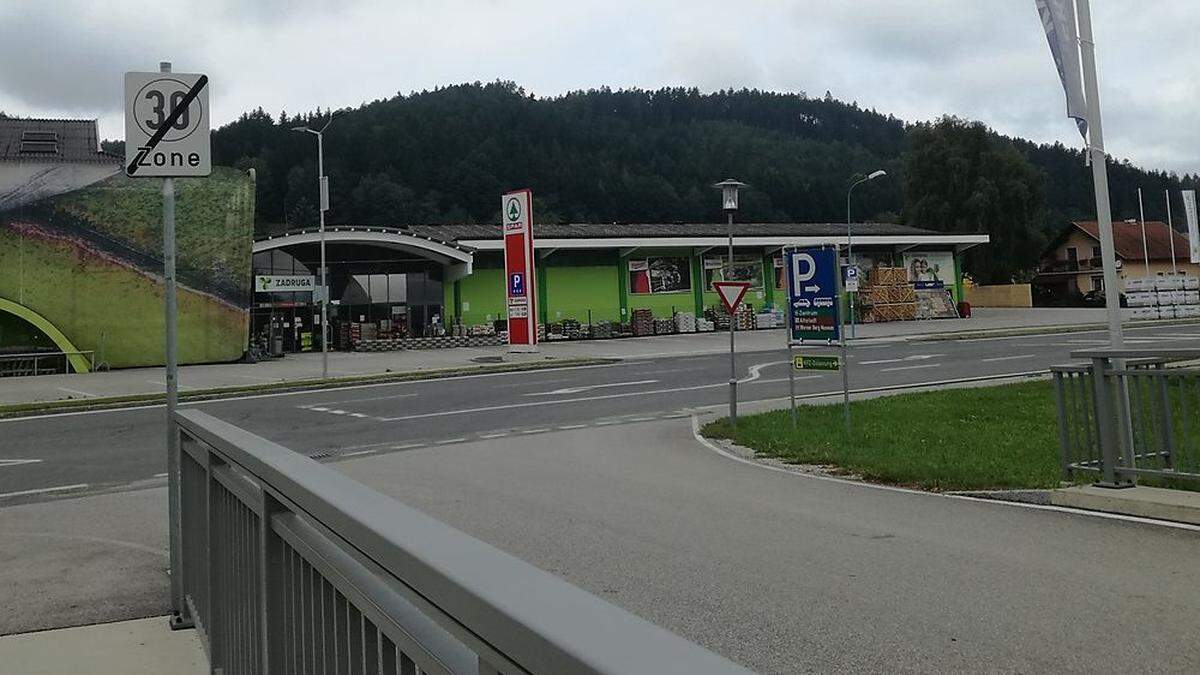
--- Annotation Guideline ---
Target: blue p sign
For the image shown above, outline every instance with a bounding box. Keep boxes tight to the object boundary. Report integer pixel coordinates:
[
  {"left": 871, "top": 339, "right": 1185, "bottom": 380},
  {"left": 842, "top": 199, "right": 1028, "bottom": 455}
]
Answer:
[{"left": 509, "top": 272, "right": 525, "bottom": 296}]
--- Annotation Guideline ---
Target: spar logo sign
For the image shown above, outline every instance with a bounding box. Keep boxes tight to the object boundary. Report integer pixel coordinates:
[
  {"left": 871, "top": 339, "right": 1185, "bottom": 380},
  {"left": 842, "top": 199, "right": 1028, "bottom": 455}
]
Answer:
[
  {"left": 124, "top": 71, "right": 211, "bottom": 177},
  {"left": 504, "top": 196, "right": 524, "bottom": 232},
  {"left": 255, "top": 275, "right": 316, "bottom": 293}
]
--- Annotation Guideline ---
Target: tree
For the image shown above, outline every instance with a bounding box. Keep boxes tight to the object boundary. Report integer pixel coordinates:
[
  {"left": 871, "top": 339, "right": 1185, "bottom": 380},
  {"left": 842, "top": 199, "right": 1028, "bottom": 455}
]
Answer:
[{"left": 904, "top": 117, "right": 1048, "bottom": 283}]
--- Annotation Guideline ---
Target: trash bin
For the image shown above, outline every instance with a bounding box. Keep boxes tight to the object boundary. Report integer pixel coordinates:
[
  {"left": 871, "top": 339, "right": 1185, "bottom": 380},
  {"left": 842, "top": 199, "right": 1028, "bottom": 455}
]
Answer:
[{"left": 957, "top": 301, "right": 972, "bottom": 318}]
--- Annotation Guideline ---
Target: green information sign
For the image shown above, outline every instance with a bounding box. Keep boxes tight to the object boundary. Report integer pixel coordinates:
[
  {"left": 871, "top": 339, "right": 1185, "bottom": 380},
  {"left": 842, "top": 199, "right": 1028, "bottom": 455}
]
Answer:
[{"left": 793, "top": 354, "right": 840, "bottom": 371}]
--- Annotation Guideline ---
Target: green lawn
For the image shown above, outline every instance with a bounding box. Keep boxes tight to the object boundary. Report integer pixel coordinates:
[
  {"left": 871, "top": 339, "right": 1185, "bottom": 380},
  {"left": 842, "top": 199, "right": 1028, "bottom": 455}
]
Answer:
[{"left": 702, "top": 381, "right": 1064, "bottom": 491}]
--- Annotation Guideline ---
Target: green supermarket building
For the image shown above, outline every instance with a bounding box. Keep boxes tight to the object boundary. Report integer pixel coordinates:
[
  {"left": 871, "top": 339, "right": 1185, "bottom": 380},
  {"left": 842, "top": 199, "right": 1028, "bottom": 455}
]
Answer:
[{"left": 252, "top": 221, "right": 989, "bottom": 352}]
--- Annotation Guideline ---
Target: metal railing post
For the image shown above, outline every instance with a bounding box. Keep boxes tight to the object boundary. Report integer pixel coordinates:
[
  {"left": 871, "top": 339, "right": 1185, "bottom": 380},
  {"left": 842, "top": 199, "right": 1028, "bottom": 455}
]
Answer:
[
  {"left": 1091, "top": 356, "right": 1132, "bottom": 487},
  {"left": 206, "top": 449, "right": 225, "bottom": 666},
  {"left": 168, "top": 419, "right": 191, "bottom": 630},
  {"left": 1156, "top": 363, "right": 1176, "bottom": 470},
  {"left": 1053, "top": 371, "right": 1072, "bottom": 481},
  {"left": 260, "top": 490, "right": 286, "bottom": 673}
]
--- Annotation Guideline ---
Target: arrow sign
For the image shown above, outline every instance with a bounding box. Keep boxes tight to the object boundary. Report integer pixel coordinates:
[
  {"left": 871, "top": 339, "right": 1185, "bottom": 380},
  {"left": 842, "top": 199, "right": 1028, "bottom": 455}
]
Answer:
[
  {"left": 713, "top": 281, "right": 751, "bottom": 314},
  {"left": 804, "top": 284, "right": 821, "bottom": 293}
]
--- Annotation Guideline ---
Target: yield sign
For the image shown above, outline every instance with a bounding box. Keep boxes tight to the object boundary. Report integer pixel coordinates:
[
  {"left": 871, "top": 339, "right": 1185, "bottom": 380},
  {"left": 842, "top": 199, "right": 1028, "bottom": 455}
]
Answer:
[{"left": 713, "top": 281, "right": 751, "bottom": 314}]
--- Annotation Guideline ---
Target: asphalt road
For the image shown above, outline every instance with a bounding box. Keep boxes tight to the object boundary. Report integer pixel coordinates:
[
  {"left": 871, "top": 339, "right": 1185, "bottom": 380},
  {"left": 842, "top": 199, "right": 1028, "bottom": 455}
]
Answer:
[
  {"left": 335, "top": 420, "right": 1200, "bottom": 673},
  {"left": 3, "top": 322, "right": 1200, "bottom": 501}
]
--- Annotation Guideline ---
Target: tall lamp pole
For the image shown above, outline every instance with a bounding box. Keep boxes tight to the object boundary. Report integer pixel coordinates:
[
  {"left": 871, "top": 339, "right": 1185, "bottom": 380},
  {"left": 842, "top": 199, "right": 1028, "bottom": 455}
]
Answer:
[
  {"left": 846, "top": 170, "right": 886, "bottom": 338},
  {"left": 292, "top": 113, "right": 338, "bottom": 379},
  {"left": 713, "top": 179, "right": 747, "bottom": 425}
]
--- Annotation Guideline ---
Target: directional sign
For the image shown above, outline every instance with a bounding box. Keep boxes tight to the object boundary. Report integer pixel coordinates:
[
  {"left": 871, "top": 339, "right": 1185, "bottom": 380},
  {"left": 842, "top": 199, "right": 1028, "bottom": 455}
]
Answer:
[
  {"left": 713, "top": 281, "right": 750, "bottom": 314},
  {"left": 124, "top": 71, "right": 211, "bottom": 177},
  {"left": 793, "top": 354, "right": 840, "bottom": 371},
  {"left": 787, "top": 247, "right": 840, "bottom": 343}
]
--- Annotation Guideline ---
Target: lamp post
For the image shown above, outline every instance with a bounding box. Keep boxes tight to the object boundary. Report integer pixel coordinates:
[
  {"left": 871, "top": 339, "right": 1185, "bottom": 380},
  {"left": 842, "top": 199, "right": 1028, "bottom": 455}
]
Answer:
[
  {"left": 292, "top": 113, "right": 337, "bottom": 378},
  {"left": 846, "top": 169, "right": 887, "bottom": 338},
  {"left": 713, "top": 179, "right": 747, "bottom": 425}
]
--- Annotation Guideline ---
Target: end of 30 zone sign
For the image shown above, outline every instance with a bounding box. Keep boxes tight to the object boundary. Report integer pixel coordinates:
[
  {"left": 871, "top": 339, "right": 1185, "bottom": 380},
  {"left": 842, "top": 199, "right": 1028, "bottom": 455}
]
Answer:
[{"left": 124, "top": 71, "right": 211, "bottom": 177}]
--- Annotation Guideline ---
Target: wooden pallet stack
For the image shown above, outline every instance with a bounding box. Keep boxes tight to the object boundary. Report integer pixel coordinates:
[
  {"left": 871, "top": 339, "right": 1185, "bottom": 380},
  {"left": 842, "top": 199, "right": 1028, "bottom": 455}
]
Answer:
[{"left": 861, "top": 267, "right": 917, "bottom": 323}]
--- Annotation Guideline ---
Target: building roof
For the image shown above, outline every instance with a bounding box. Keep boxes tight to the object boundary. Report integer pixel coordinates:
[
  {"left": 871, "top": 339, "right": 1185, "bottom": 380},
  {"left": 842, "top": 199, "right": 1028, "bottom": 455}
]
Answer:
[
  {"left": 1070, "top": 220, "right": 1191, "bottom": 261},
  {"left": 406, "top": 221, "right": 956, "bottom": 242},
  {"left": 0, "top": 117, "right": 120, "bottom": 164}
]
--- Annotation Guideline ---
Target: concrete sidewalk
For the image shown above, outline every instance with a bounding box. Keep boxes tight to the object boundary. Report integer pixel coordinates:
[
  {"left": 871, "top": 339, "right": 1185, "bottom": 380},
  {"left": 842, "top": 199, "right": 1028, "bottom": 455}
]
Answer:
[
  {"left": 0, "top": 616, "right": 206, "bottom": 674},
  {"left": 1052, "top": 484, "right": 1200, "bottom": 525},
  {"left": 0, "top": 308, "right": 1119, "bottom": 406}
]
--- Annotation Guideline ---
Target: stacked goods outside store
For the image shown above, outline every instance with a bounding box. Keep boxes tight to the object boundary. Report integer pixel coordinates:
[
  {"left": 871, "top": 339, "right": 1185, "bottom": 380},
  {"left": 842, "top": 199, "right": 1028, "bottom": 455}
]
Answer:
[
  {"left": 696, "top": 317, "right": 716, "bottom": 332},
  {"left": 735, "top": 304, "right": 756, "bottom": 331},
  {"left": 1127, "top": 276, "right": 1200, "bottom": 319},
  {"left": 592, "top": 321, "right": 614, "bottom": 339},
  {"left": 631, "top": 308, "right": 656, "bottom": 336},
  {"left": 914, "top": 289, "right": 960, "bottom": 319},
  {"left": 674, "top": 311, "right": 697, "bottom": 333},
  {"left": 861, "top": 267, "right": 917, "bottom": 323},
  {"left": 653, "top": 318, "right": 676, "bottom": 335}
]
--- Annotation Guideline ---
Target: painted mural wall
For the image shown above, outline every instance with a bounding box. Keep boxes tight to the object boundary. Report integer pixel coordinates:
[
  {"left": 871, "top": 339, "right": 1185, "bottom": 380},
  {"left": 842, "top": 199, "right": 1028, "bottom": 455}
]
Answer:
[{"left": 0, "top": 167, "right": 255, "bottom": 368}]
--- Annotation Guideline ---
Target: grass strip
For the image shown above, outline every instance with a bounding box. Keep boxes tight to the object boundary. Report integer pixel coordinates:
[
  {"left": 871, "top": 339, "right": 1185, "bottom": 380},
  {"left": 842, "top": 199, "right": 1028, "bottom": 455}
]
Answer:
[
  {"left": 0, "top": 357, "right": 617, "bottom": 417},
  {"left": 703, "top": 381, "right": 1065, "bottom": 491}
]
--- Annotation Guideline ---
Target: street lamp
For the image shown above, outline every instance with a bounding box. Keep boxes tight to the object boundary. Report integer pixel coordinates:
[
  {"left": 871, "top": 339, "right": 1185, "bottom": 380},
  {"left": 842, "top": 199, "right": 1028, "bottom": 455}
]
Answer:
[
  {"left": 713, "top": 179, "right": 747, "bottom": 425},
  {"left": 846, "top": 169, "right": 887, "bottom": 339},
  {"left": 292, "top": 112, "right": 338, "bottom": 379}
]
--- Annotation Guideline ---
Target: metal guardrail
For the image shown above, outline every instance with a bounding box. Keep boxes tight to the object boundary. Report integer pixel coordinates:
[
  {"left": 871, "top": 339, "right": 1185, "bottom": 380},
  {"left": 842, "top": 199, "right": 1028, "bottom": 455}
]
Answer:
[
  {"left": 172, "top": 409, "right": 749, "bottom": 674},
  {"left": 0, "top": 350, "right": 94, "bottom": 377},
  {"left": 1052, "top": 348, "right": 1200, "bottom": 486}
]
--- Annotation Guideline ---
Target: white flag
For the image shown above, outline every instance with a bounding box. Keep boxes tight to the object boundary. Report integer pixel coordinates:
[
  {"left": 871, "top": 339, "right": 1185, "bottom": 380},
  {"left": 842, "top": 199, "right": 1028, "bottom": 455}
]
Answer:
[
  {"left": 1183, "top": 190, "right": 1200, "bottom": 264},
  {"left": 1036, "top": 0, "right": 1088, "bottom": 139}
]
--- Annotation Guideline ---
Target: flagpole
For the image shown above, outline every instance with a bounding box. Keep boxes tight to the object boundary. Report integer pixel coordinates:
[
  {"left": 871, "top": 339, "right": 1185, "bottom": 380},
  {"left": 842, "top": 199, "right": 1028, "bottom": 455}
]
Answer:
[
  {"left": 1138, "top": 188, "right": 1150, "bottom": 276},
  {"left": 1166, "top": 190, "right": 1177, "bottom": 275},
  {"left": 1076, "top": 0, "right": 1124, "bottom": 349}
]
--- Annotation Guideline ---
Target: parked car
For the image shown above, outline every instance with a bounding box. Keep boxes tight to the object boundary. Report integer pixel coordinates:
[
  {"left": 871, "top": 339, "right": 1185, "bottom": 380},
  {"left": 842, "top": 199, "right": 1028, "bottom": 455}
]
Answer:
[{"left": 1081, "top": 290, "right": 1127, "bottom": 308}]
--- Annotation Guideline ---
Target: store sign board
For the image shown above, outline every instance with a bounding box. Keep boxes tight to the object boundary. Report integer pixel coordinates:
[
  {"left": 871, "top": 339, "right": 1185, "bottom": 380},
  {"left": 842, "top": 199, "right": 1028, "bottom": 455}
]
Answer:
[
  {"left": 124, "top": 71, "right": 211, "bottom": 177},
  {"left": 256, "top": 275, "right": 315, "bottom": 293},
  {"left": 793, "top": 354, "right": 840, "bottom": 371},
  {"left": 1183, "top": 190, "right": 1199, "bottom": 264},
  {"left": 502, "top": 189, "right": 537, "bottom": 348},
  {"left": 787, "top": 247, "right": 840, "bottom": 343}
]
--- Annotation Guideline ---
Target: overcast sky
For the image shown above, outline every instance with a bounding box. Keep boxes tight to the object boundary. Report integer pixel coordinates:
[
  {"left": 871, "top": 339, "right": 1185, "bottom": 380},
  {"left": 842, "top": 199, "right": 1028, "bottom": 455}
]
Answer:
[{"left": 2, "top": 1, "right": 1196, "bottom": 174}]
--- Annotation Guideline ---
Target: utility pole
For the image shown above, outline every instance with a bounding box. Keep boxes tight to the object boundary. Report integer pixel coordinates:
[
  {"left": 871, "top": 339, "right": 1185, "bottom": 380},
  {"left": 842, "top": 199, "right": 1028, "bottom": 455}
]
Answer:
[
  {"left": 293, "top": 114, "right": 338, "bottom": 378},
  {"left": 713, "top": 179, "right": 747, "bottom": 425}
]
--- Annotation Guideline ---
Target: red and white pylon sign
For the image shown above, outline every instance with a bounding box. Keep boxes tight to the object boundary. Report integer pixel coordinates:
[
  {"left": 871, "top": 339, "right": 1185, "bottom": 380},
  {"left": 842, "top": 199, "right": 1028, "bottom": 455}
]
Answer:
[
  {"left": 712, "top": 281, "right": 750, "bottom": 314},
  {"left": 502, "top": 189, "right": 537, "bottom": 351}
]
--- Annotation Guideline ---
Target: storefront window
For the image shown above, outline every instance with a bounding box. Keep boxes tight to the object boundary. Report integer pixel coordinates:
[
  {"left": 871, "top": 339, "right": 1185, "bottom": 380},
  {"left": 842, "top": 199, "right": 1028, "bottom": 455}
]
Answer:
[
  {"left": 705, "top": 256, "right": 763, "bottom": 289},
  {"left": 629, "top": 257, "right": 692, "bottom": 294}
]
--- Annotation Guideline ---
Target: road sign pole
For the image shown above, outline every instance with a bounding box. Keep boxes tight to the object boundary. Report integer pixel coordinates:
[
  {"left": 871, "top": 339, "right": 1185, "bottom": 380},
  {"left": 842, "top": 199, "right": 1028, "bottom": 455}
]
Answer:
[
  {"left": 787, "top": 341, "right": 797, "bottom": 429},
  {"left": 727, "top": 211, "right": 737, "bottom": 426},
  {"left": 838, "top": 246, "right": 851, "bottom": 438},
  {"left": 156, "top": 60, "right": 186, "bottom": 629}
]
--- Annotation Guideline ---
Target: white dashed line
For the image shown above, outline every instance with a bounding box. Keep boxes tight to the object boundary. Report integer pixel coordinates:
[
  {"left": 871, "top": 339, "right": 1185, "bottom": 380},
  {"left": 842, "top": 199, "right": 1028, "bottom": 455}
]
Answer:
[
  {"left": 435, "top": 438, "right": 467, "bottom": 444},
  {"left": 521, "top": 428, "right": 551, "bottom": 434},
  {"left": 0, "top": 484, "right": 89, "bottom": 500},
  {"left": 557, "top": 424, "right": 588, "bottom": 430},
  {"left": 879, "top": 363, "right": 942, "bottom": 373},
  {"left": 981, "top": 354, "right": 1036, "bottom": 363},
  {"left": 478, "top": 433, "right": 510, "bottom": 439},
  {"left": 341, "top": 450, "right": 374, "bottom": 458}
]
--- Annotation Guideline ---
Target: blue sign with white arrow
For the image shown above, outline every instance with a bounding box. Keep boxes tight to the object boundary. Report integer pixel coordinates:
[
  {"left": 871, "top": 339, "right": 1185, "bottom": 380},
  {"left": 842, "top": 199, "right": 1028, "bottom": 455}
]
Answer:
[{"left": 786, "top": 246, "right": 840, "bottom": 343}]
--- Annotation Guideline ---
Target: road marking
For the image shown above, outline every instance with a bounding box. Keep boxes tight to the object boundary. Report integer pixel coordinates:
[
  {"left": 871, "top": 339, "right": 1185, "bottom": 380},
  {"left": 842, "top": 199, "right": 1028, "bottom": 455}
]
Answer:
[
  {"left": 860, "top": 354, "right": 945, "bottom": 366},
  {"left": 348, "top": 413, "right": 369, "bottom": 418},
  {"left": 341, "top": 450, "right": 374, "bottom": 458},
  {"left": 478, "top": 432, "right": 510, "bottom": 439},
  {"left": 981, "top": 354, "right": 1036, "bottom": 363},
  {"left": 627, "top": 417, "right": 656, "bottom": 422},
  {"left": 0, "top": 459, "right": 42, "bottom": 468},
  {"left": 527, "top": 379, "right": 660, "bottom": 397},
  {"left": 435, "top": 438, "right": 467, "bottom": 444},
  {"left": 520, "top": 428, "right": 550, "bottom": 434},
  {"left": 879, "top": 363, "right": 942, "bottom": 372},
  {"left": 557, "top": 424, "right": 588, "bottom": 430},
  {"left": 0, "top": 483, "right": 89, "bottom": 500},
  {"left": 154, "top": 472, "right": 168, "bottom": 478},
  {"left": 689, "top": 416, "right": 1200, "bottom": 533},
  {"left": 57, "top": 387, "right": 96, "bottom": 398},
  {"left": 329, "top": 409, "right": 348, "bottom": 415},
  {"left": 308, "top": 407, "right": 330, "bottom": 412},
  {"left": 301, "top": 392, "right": 418, "bottom": 407},
  {"left": 390, "top": 442, "right": 427, "bottom": 451}
]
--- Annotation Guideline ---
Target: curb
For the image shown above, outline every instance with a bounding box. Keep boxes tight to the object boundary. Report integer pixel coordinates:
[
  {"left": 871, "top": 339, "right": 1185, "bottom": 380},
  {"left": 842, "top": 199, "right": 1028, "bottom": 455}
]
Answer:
[
  {"left": 0, "top": 357, "right": 619, "bottom": 418},
  {"left": 910, "top": 317, "right": 1200, "bottom": 342}
]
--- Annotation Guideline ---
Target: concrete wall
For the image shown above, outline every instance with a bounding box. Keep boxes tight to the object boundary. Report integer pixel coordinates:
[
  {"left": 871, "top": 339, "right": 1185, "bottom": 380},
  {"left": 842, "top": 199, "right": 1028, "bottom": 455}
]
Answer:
[{"left": 966, "top": 284, "right": 1032, "bottom": 307}]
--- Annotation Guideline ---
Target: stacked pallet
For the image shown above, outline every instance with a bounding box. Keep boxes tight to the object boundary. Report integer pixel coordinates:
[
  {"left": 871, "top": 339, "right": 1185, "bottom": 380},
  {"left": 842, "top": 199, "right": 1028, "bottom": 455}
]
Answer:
[
  {"left": 697, "top": 318, "right": 716, "bottom": 332},
  {"left": 861, "top": 267, "right": 917, "bottom": 323},
  {"left": 631, "top": 309, "right": 656, "bottom": 336},
  {"left": 592, "top": 321, "right": 614, "bottom": 339},
  {"left": 735, "top": 305, "right": 756, "bottom": 331},
  {"left": 674, "top": 311, "right": 697, "bottom": 333},
  {"left": 653, "top": 318, "right": 675, "bottom": 335}
]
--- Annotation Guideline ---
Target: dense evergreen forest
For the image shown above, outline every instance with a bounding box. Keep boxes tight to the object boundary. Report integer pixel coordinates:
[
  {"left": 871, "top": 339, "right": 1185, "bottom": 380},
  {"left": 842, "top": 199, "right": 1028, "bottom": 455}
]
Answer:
[{"left": 204, "top": 82, "right": 1197, "bottom": 282}]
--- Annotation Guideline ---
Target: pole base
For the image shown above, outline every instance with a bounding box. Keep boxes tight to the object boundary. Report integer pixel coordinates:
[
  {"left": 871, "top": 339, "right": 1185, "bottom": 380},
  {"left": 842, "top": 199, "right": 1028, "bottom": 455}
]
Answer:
[{"left": 168, "top": 611, "right": 194, "bottom": 631}]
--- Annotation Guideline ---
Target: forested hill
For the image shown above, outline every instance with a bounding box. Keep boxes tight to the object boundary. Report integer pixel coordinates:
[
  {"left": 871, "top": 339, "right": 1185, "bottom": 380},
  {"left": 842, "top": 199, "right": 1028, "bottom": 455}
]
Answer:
[{"left": 210, "top": 82, "right": 1198, "bottom": 282}]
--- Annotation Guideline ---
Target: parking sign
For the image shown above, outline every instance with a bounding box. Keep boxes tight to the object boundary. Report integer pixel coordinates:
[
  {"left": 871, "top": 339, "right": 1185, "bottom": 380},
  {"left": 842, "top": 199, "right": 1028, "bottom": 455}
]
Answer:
[{"left": 786, "top": 247, "right": 840, "bottom": 343}]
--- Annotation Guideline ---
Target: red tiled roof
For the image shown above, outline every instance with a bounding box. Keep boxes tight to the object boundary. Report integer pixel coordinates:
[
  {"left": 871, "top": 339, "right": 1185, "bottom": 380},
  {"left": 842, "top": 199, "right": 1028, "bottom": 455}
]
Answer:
[{"left": 1072, "top": 220, "right": 1191, "bottom": 261}]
